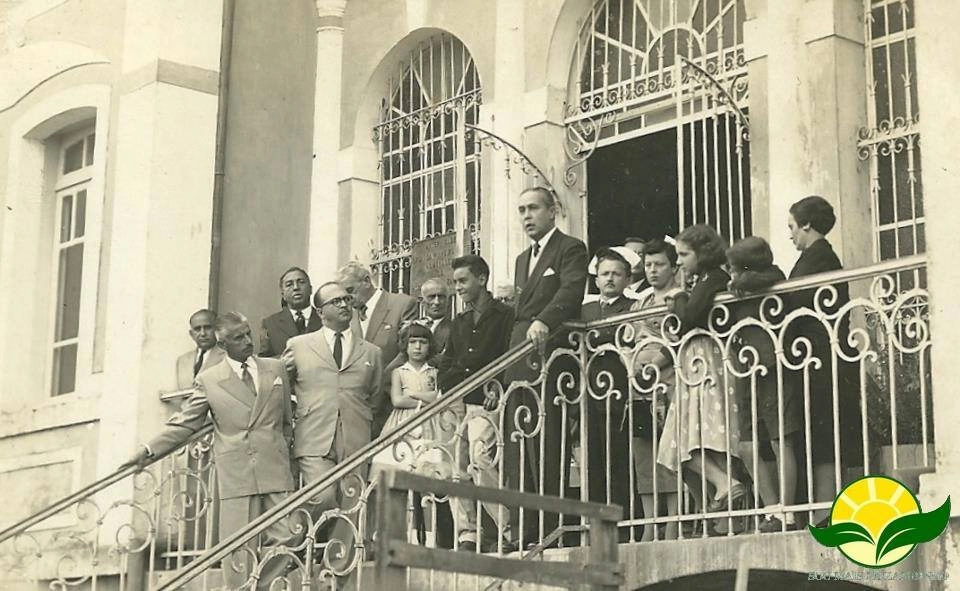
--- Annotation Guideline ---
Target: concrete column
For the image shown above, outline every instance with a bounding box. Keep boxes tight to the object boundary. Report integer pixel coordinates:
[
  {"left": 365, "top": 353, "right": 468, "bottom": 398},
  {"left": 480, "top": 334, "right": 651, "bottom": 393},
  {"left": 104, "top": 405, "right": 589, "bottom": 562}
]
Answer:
[
  {"left": 97, "top": 0, "right": 221, "bottom": 536},
  {"left": 308, "top": 0, "right": 347, "bottom": 283},
  {"left": 482, "top": 0, "right": 526, "bottom": 290},
  {"left": 915, "top": 0, "right": 960, "bottom": 513},
  {"left": 800, "top": 0, "right": 871, "bottom": 269},
  {"left": 337, "top": 143, "right": 380, "bottom": 265}
]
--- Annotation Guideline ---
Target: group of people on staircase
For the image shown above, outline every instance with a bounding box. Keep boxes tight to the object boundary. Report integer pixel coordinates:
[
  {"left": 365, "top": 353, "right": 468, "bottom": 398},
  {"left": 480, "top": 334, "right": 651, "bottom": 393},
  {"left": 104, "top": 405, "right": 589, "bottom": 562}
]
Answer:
[{"left": 124, "top": 186, "right": 860, "bottom": 587}]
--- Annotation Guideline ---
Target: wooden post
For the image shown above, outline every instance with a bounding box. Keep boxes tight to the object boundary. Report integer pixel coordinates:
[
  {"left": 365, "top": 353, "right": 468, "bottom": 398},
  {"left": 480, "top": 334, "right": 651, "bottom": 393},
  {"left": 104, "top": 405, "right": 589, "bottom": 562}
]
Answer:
[
  {"left": 375, "top": 470, "right": 409, "bottom": 591},
  {"left": 587, "top": 509, "right": 620, "bottom": 591}
]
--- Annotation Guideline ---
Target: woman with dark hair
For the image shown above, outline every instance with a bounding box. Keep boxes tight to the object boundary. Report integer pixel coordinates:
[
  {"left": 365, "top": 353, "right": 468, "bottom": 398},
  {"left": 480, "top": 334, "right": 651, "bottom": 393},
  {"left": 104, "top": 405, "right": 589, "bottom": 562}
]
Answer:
[
  {"left": 656, "top": 225, "right": 744, "bottom": 513},
  {"left": 785, "top": 195, "right": 861, "bottom": 526}
]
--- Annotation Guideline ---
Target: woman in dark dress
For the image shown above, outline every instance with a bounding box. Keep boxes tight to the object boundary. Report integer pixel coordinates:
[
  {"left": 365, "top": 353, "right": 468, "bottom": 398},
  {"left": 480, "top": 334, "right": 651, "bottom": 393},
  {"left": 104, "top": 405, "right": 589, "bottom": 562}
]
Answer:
[{"left": 785, "top": 196, "right": 862, "bottom": 525}]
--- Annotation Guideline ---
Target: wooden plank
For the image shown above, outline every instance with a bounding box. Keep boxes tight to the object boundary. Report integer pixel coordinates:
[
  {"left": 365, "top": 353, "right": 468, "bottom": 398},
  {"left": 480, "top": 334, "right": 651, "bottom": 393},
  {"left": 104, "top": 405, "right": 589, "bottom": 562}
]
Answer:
[
  {"left": 383, "top": 541, "right": 624, "bottom": 588},
  {"left": 376, "top": 472, "right": 412, "bottom": 590},
  {"left": 382, "top": 470, "right": 623, "bottom": 522}
]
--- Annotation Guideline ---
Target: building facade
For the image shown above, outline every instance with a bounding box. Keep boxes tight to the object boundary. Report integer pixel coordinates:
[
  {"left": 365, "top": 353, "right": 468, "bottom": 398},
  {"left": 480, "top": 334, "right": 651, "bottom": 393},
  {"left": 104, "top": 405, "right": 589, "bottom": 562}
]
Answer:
[{"left": 2, "top": 0, "right": 960, "bottom": 588}]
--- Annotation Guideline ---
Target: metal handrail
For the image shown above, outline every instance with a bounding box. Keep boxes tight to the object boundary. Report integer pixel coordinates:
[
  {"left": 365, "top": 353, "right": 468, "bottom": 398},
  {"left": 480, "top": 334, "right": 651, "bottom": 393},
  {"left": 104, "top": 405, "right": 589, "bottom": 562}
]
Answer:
[
  {"left": 159, "top": 253, "right": 928, "bottom": 588},
  {"left": 0, "top": 423, "right": 215, "bottom": 544},
  {"left": 158, "top": 338, "right": 538, "bottom": 589}
]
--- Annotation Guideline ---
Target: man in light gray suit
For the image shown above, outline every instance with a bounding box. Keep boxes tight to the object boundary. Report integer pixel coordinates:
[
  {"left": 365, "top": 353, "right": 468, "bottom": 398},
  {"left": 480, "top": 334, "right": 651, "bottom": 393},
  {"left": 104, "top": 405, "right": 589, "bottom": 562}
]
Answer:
[
  {"left": 283, "top": 281, "right": 383, "bottom": 563},
  {"left": 336, "top": 261, "right": 416, "bottom": 435},
  {"left": 125, "top": 312, "right": 300, "bottom": 589}
]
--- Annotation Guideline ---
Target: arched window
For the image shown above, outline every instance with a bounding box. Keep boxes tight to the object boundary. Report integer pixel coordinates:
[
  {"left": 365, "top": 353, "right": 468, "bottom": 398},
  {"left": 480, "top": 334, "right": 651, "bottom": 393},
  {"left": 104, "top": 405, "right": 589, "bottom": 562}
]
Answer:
[
  {"left": 372, "top": 34, "right": 482, "bottom": 294},
  {"left": 566, "top": 0, "right": 750, "bottom": 246}
]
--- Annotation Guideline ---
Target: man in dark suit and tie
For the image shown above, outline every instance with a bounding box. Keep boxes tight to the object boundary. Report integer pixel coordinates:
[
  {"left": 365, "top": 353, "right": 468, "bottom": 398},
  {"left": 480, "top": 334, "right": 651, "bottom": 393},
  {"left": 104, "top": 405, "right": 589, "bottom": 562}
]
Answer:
[
  {"left": 125, "top": 313, "right": 301, "bottom": 589},
  {"left": 580, "top": 248, "right": 638, "bottom": 539},
  {"left": 259, "top": 267, "right": 322, "bottom": 358},
  {"left": 420, "top": 277, "right": 452, "bottom": 360},
  {"left": 174, "top": 309, "right": 226, "bottom": 390},
  {"left": 283, "top": 281, "right": 383, "bottom": 564},
  {"left": 504, "top": 186, "right": 588, "bottom": 542},
  {"left": 336, "top": 261, "right": 417, "bottom": 436}
]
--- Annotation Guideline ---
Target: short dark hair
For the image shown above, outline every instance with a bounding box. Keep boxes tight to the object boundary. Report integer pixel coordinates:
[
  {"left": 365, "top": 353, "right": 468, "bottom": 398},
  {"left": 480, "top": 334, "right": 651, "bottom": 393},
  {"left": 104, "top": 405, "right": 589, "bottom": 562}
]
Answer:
[
  {"left": 312, "top": 281, "right": 342, "bottom": 308},
  {"left": 641, "top": 238, "right": 678, "bottom": 266},
  {"left": 189, "top": 308, "right": 217, "bottom": 326},
  {"left": 726, "top": 236, "right": 774, "bottom": 271},
  {"left": 789, "top": 195, "right": 836, "bottom": 235},
  {"left": 594, "top": 248, "right": 631, "bottom": 276},
  {"left": 278, "top": 266, "right": 310, "bottom": 288},
  {"left": 676, "top": 224, "right": 728, "bottom": 272},
  {"left": 399, "top": 321, "right": 436, "bottom": 358},
  {"left": 451, "top": 254, "right": 490, "bottom": 283},
  {"left": 520, "top": 186, "right": 557, "bottom": 208}
]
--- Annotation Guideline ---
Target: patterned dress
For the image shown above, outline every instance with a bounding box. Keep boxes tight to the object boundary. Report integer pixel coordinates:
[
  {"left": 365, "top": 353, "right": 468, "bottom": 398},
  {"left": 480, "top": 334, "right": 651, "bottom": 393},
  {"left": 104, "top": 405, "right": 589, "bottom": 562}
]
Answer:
[
  {"left": 371, "top": 362, "right": 451, "bottom": 476},
  {"left": 656, "top": 270, "right": 741, "bottom": 472}
]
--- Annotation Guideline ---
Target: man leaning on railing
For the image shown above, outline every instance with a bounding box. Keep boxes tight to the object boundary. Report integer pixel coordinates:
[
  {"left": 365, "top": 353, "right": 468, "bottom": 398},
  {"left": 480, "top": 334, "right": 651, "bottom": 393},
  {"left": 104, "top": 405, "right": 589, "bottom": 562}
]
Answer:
[{"left": 122, "top": 312, "right": 303, "bottom": 590}]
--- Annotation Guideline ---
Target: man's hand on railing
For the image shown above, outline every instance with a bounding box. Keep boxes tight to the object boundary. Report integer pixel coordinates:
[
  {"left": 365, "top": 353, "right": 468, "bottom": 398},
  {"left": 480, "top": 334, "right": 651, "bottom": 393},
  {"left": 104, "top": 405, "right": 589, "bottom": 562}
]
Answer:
[
  {"left": 119, "top": 445, "right": 152, "bottom": 471},
  {"left": 526, "top": 319, "right": 550, "bottom": 354}
]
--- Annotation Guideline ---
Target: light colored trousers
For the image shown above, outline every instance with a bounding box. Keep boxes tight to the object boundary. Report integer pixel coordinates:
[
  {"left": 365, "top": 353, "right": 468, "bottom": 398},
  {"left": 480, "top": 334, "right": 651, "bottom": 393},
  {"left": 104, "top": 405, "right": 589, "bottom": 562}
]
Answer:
[{"left": 455, "top": 403, "right": 512, "bottom": 544}]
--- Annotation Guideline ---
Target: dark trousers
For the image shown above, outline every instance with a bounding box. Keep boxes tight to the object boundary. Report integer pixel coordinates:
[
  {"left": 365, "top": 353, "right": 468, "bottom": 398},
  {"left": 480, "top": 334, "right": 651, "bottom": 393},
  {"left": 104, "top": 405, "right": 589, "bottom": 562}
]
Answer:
[{"left": 503, "top": 323, "right": 575, "bottom": 543}]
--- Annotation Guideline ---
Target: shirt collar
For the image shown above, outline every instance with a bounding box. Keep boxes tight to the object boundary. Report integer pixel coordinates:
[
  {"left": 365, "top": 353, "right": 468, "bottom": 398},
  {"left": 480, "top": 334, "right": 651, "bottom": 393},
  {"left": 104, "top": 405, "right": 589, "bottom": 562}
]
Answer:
[
  {"left": 225, "top": 354, "right": 253, "bottom": 374},
  {"left": 531, "top": 226, "right": 558, "bottom": 252},
  {"left": 288, "top": 305, "right": 313, "bottom": 321},
  {"left": 467, "top": 290, "right": 493, "bottom": 315},
  {"left": 600, "top": 295, "right": 622, "bottom": 306},
  {"left": 401, "top": 360, "right": 434, "bottom": 373},
  {"left": 364, "top": 288, "right": 383, "bottom": 313}
]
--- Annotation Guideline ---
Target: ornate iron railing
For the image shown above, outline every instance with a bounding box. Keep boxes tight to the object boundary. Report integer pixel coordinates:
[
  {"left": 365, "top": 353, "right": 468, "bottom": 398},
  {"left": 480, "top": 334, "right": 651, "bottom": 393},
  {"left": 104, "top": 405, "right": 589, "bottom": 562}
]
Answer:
[
  {"left": 0, "top": 424, "right": 217, "bottom": 589},
  {"left": 1, "top": 255, "right": 933, "bottom": 590}
]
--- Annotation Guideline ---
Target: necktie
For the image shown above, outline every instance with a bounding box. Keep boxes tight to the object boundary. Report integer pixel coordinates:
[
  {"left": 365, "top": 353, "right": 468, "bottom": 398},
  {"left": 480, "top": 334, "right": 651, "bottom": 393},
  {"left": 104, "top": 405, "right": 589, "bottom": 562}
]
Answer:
[
  {"left": 240, "top": 361, "right": 256, "bottom": 395},
  {"left": 294, "top": 309, "right": 306, "bottom": 334},
  {"left": 193, "top": 350, "right": 205, "bottom": 377},
  {"left": 357, "top": 304, "right": 368, "bottom": 322},
  {"left": 532, "top": 241, "right": 541, "bottom": 258},
  {"left": 333, "top": 332, "right": 344, "bottom": 369}
]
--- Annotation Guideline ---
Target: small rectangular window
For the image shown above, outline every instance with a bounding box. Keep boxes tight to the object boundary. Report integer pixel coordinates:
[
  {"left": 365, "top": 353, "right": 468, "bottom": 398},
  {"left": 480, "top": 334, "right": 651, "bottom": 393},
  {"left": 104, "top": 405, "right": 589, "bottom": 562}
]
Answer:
[
  {"left": 84, "top": 134, "right": 95, "bottom": 166},
  {"left": 52, "top": 344, "right": 78, "bottom": 396},
  {"left": 62, "top": 139, "right": 84, "bottom": 175},
  {"left": 55, "top": 244, "right": 84, "bottom": 341},
  {"left": 60, "top": 194, "right": 73, "bottom": 243},
  {"left": 75, "top": 190, "right": 87, "bottom": 238}
]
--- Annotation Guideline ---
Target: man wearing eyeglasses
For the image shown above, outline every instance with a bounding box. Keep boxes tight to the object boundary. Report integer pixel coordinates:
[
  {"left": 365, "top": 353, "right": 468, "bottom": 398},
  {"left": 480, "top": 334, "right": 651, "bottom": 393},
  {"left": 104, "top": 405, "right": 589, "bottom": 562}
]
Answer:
[
  {"left": 259, "top": 266, "right": 322, "bottom": 358},
  {"left": 336, "top": 261, "right": 417, "bottom": 435},
  {"left": 282, "top": 281, "right": 383, "bottom": 568}
]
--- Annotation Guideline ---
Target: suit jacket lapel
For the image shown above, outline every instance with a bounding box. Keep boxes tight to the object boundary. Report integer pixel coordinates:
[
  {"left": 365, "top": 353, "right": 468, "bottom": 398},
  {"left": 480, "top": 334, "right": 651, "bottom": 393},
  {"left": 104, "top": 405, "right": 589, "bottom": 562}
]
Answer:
[
  {"left": 340, "top": 337, "right": 365, "bottom": 372},
  {"left": 520, "top": 231, "right": 562, "bottom": 308},
  {"left": 248, "top": 357, "right": 274, "bottom": 426},
  {"left": 277, "top": 310, "right": 298, "bottom": 340},
  {"left": 218, "top": 366, "right": 256, "bottom": 409},
  {"left": 365, "top": 295, "right": 390, "bottom": 341},
  {"left": 305, "top": 331, "right": 339, "bottom": 372},
  {"left": 306, "top": 308, "right": 323, "bottom": 332}
]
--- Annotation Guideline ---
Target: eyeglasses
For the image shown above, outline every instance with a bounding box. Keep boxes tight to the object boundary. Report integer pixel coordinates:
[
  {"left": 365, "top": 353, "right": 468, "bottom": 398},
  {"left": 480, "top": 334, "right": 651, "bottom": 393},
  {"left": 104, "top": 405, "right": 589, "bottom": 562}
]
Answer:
[{"left": 319, "top": 295, "right": 354, "bottom": 308}]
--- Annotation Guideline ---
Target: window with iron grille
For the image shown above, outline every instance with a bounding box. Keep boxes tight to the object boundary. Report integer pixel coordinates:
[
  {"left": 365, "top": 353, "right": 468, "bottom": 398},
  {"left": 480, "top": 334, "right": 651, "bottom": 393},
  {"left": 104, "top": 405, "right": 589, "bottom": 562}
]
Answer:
[
  {"left": 372, "top": 34, "right": 482, "bottom": 294},
  {"left": 859, "top": 0, "right": 923, "bottom": 262}
]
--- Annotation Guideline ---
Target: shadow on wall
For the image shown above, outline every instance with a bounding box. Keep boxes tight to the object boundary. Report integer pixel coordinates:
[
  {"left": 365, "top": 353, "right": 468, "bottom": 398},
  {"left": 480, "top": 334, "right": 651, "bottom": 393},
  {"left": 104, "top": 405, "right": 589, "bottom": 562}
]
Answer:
[{"left": 637, "top": 570, "right": 880, "bottom": 591}]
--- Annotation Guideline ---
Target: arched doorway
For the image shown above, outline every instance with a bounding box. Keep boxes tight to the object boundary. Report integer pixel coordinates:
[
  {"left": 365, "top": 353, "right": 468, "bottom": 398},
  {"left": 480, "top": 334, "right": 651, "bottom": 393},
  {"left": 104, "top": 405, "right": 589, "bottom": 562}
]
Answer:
[
  {"left": 371, "top": 33, "right": 482, "bottom": 294},
  {"left": 564, "top": 0, "right": 752, "bottom": 250}
]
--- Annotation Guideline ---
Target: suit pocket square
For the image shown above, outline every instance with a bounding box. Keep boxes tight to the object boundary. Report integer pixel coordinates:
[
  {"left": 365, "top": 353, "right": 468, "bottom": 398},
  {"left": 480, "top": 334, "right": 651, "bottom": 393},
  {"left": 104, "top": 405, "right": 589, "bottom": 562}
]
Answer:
[
  {"left": 383, "top": 324, "right": 393, "bottom": 331},
  {"left": 365, "top": 361, "right": 373, "bottom": 367},
  {"left": 543, "top": 267, "right": 556, "bottom": 277},
  {"left": 272, "top": 377, "right": 283, "bottom": 386}
]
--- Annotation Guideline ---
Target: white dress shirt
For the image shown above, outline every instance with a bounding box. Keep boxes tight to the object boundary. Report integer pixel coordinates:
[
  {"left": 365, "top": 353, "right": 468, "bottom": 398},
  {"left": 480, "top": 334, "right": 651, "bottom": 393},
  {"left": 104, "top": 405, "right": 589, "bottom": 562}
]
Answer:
[
  {"left": 528, "top": 226, "right": 559, "bottom": 276},
  {"left": 225, "top": 355, "right": 259, "bottom": 395},
  {"left": 288, "top": 305, "right": 315, "bottom": 325},
  {"left": 321, "top": 325, "right": 354, "bottom": 364},
  {"left": 359, "top": 288, "right": 383, "bottom": 336}
]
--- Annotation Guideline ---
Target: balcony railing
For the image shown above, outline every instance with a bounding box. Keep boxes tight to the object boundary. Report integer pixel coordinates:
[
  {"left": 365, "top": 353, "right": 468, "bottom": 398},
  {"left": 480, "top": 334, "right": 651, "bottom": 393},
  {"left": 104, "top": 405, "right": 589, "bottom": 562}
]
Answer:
[{"left": 0, "top": 255, "right": 932, "bottom": 590}]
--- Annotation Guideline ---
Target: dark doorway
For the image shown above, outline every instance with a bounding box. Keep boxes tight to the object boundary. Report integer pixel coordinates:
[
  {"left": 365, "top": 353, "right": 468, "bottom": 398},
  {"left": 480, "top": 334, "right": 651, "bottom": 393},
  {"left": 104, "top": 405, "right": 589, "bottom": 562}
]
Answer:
[{"left": 586, "top": 128, "right": 680, "bottom": 255}]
